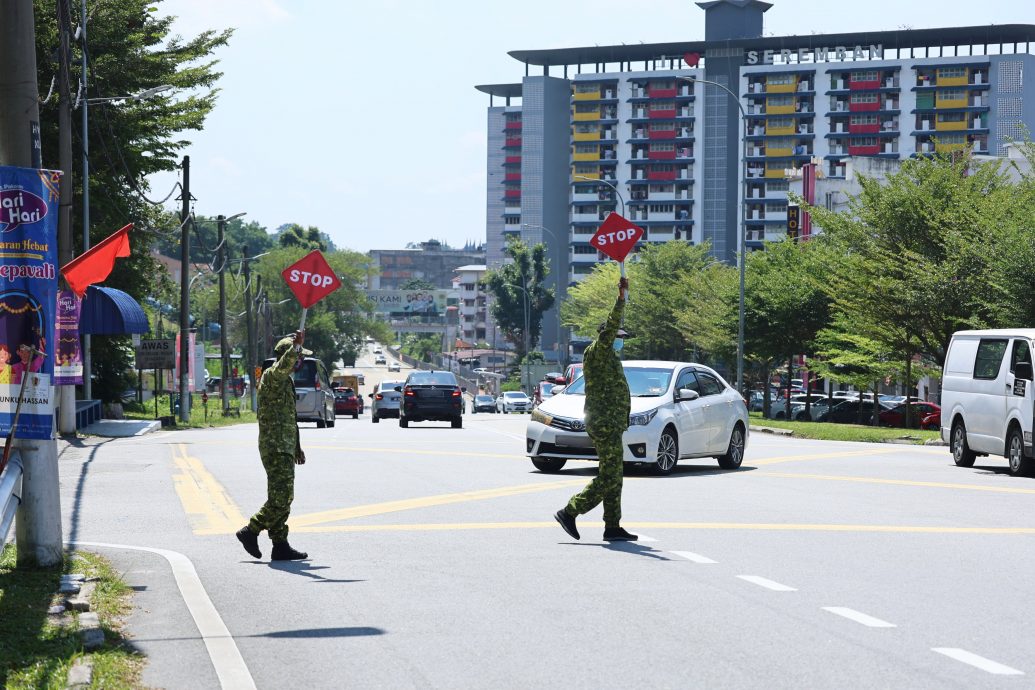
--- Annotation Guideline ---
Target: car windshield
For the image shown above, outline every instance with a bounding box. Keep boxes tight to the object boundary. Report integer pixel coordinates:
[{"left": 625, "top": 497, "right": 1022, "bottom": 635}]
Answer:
[
  {"left": 380, "top": 381, "right": 405, "bottom": 391},
  {"left": 476, "top": 395, "right": 494, "bottom": 402},
  {"left": 562, "top": 366, "right": 673, "bottom": 397},
  {"left": 505, "top": 392, "right": 528, "bottom": 400},
  {"left": 407, "top": 371, "right": 457, "bottom": 386},
  {"left": 292, "top": 360, "right": 317, "bottom": 387}
]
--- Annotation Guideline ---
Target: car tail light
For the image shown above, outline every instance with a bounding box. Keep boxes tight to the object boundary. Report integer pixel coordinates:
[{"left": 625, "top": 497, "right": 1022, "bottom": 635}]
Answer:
[
  {"left": 375, "top": 393, "right": 384, "bottom": 400},
  {"left": 404, "top": 386, "right": 414, "bottom": 397},
  {"left": 451, "top": 388, "right": 461, "bottom": 397},
  {"left": 315, "top": 380, "right": 321, "bottom": 390}
]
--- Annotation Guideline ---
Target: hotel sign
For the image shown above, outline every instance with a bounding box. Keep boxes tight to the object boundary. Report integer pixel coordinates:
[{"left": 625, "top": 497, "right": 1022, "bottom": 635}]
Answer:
[{"left": 746, "top": 44, "right": 884, "bottom": 65}]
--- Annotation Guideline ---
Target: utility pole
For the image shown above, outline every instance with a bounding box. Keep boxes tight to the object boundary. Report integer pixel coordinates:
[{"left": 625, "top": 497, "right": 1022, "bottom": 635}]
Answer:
[
  {"left": 0, "top": 0, "right": 63, "bottom": 568},
  {"left": 217, "top": 215, "right": 229, "bottom": 414},
  {"left": 242, "top": 245, "right": 257, "bottom": 410},
  {"left": 178, "top": 156, "right": 191, "bottom": 423},
  {"left": 56, "top": 0, "right": 76, "bottom": 435}
]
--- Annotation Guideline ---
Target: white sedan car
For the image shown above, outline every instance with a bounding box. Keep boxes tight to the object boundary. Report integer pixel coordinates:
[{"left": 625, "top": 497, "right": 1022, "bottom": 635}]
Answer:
[
  {"left": 497, "top": 391, "right": 532, "bottom": 413},
  {"left": 526, "top": 360, "right": 748, "bottom": 475}
]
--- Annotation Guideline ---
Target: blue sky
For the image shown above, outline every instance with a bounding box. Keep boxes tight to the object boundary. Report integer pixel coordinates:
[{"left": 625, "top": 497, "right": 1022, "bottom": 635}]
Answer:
[{"left": 148, "top": 0, "right": 1030, "bottom": 253}]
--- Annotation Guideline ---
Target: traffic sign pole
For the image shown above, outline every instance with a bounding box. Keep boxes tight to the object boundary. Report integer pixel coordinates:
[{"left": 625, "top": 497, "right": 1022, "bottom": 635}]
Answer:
[{"left": 299, "top": 307, "right": 308, "bottom": 331}]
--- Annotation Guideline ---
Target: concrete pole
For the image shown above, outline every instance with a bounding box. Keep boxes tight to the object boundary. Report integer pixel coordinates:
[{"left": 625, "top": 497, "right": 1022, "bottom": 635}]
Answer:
[
  {"left": 217, "top": 216, "right": 229, "bottom": 413},
  {"left": 243, "top": 246, "right": 257, "bottom": 410},
  {"left": 80, "top": 0, "right": 91, "bottom": 400},
  {"left": 178, "top": 156, "right": 191, "bottom": 422},
  {"left": 0, "top": 0, "right": 64, "bottom": 568}
]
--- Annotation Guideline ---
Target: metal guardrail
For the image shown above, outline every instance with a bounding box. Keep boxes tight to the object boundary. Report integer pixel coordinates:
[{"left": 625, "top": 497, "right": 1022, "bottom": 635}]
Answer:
[{"left": 0, "top": 451, "right": 23, "bottom": 546}]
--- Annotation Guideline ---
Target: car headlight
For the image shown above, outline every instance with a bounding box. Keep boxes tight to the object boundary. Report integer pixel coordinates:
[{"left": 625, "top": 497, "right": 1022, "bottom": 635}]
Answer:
[
  {"left": 530, "top": 409, "right": 552, "bottom": 425},
  {"left": 629, "top": 408, "right": 659, "bottom": 426}
]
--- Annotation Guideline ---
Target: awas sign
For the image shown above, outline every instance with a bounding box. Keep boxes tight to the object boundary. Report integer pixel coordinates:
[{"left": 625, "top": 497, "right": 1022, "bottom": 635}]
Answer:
[
  {"left": 591, "top": 213, "right": 644, "bottom": 262},
  {"left": 281, "top": 250, "right": 342, "bottom": 309}
]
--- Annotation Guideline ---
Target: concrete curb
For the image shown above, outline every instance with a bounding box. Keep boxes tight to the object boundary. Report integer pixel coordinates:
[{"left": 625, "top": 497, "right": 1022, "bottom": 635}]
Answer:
[
  {"left": 81, "top": 419, "right": 161, "bottom": 438},
  {"left": 750, "top": 424, "right": 794, "bottom": 436}
]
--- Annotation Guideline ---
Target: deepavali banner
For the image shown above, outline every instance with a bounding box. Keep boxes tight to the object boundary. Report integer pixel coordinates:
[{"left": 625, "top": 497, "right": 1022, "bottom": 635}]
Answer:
[
  {"left": 0, "top": 166, "right": 60, "bottom": 439},
  {"left": 55, "top": 290, "right": 82, "bottom": 385}
]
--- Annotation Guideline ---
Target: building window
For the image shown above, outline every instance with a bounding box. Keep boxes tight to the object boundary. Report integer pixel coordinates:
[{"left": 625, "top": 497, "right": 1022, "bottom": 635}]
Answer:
[
  {"left": 938, "top": 89, "right": 966, "bottom": 101},
  {"left": 574, "top": 143, "right": 598, "bottom": 154},
  {"left": 649, "top": 164, "right": 674, "bottom": 172},
  {"left": 768, "top": 94, "right": 794, "bottom": 106},
  {"left": 850, "top": 92, "right": 878, "bottom": 104},
  {"left": 850, "top": 114, "right": 879, "bottom": 125},
  {"left": 937, "top": 67, "right": 967, "bottom": 79},
  {"left": 769, "top": 137, "right": 794, "bottom": 149},
  {"left": 766, "top": 180, "right": 790, "bottom": 192},
  {"left": 649, "top": 100, "right": 676, "bottom": 111},
  {"left": 649, "top": 143, "right": 675, "bottom": 152},
  {"left": 649, "top": 184, "right": 674, "bottom": 193},
  {"left": 649, "top": 122, "right": 676, "bottom": 131},
  {"left": 765, "top": 203, "right": 787, "bottom": 214},
  {"left": 938, "top": 134, "right": 966, "bottom": 144},
  {"left": 574, "top": 103, "right": 598, "bottom": 114},
  {"left": 767, "top": 73, "right": 796, "bottom": 85},
  {"left": 574, "top": 83, "right": 599, "bottom": 94},
  {"left": 850, "top": 70, "right": 879, "bottom": 82},
  {"left": 573, "top": 245, "right": 597, "bottom": 255},
  {"left": 853, "top": 137, "right": 878, "bottom": 147},
  {"left": 937, "top": 112, "right": 966, "bottom": 123},
  {"left": 574, "top": 123, "right": 597, "bottom": 134},
  {"left": 649, "top": 204, "right": 674, "bottom": 213},
  {"left": 768, "top": 118, "right": 794, "bottom": 129}
]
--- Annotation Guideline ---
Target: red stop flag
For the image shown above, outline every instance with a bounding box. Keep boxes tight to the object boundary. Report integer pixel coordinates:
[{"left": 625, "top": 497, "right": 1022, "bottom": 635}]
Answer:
[
  {"left": 591, "top": 213, "right": 643, "bottom": 262},
  {"left": 281, "top": 250, "right": 342, "bottom": 309},
  {"left": 61, "top": 223, "right": 133, "bottom": 297}
]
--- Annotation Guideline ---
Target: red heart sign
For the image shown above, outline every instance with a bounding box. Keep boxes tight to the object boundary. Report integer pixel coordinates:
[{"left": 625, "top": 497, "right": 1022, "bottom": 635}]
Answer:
[
  {"left": 683, "top": 52, "right": 701, "bottom": 67},
  {"left": 591, "top": 213, "right": 644, "bottom": 263},
  {"left": 281, "top": 250, "right": 342, "bottom": 309}
]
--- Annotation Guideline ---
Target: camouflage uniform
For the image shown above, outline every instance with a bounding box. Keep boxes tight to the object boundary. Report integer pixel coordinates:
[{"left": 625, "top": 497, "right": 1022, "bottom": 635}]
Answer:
[
  {"left": 565, "top": 292, "right": 630, "bottom": 527},
  {"left": 247, "top": 337, "right": 304, "bottom": 542}
]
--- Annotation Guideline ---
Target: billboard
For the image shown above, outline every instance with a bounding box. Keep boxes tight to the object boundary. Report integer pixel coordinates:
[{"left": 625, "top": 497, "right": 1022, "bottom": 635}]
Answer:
[{"left": 364, "top": 290, "right": 449, "bottom": 317}]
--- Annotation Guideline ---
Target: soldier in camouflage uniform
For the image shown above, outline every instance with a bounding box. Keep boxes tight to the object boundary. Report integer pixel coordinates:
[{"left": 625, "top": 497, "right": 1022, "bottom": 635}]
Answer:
[
  {"left": 555, "top": 277, "right": 637, "bottom": 542},
  {"left": 236, "top": 330, "right": 311, "bottom": 561}
]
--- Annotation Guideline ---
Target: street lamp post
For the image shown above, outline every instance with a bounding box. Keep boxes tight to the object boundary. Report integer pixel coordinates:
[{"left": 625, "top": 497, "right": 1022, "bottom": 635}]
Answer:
[
  {"left": 679, "top": 75, "right": 747, "bottom": 394},
  {"left": 214, "top": 212, "right": 245, "bottom": 413},
  {"left": 78, "top": 83, "right": 172, "bottom": 401}
]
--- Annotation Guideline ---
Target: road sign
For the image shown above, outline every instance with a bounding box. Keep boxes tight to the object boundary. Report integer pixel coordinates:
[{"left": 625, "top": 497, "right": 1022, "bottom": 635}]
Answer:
[
  {"left": 135, "top": 338, "right": 176, "bottom": 369},
  {"left": 281, "top": 250, "right": 342, "bottom": 309},
  {"left": 787, "top": 205, "right": 801, "bottom": 239},
  {"left": 591, "top": 213, "right": 644, "bottom": 262}
]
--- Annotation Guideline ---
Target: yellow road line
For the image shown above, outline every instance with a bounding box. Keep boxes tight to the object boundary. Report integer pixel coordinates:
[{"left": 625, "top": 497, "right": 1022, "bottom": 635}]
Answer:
[
  {"left": 290, "top": 521, "right": 1035, "bottom": 535},
  {"left": 171, "top": 444, "right": 248, "bottom": 535},
  {"left": 757, "top": 472, "right": 1035, "bottom": 495},
  {"left": 289, "top": 479, "right": 590, "bottom": 528}
]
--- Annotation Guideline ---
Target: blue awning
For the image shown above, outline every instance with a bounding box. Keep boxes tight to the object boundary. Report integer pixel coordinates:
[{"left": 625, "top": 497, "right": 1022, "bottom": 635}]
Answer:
[{"left": 79, "top": 286, "right": 148, "bottom": 335}]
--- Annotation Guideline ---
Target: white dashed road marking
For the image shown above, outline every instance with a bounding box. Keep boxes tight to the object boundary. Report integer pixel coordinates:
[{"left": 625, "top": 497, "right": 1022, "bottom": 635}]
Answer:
[
  {"left": 737, "top": 575, "right": 797, "bottom": 592},
  {"left": 822, "top": 607, "right": 897, "bottom": 628},
  {"left": 932, "top": 648, "right": 1024, "bottom": 676},
  {"left": 670, "top": 550, "right": 717, "bottom": 564}
]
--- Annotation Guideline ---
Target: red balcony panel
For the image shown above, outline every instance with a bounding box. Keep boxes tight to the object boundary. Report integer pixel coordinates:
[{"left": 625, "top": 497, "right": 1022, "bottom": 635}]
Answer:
[
  {"left": 848, "top": 79, "right": 880, "bottom": 91},
  {"left": 505, "top": 156, "right": 522, "bottom": 164},
  {"left": 505, "top": 121, "right": 523, "bottom": 130},
  {"left": 848, "top": 101, "right": 880, "bottom": 112},
  {"left": 647, "top": 87, "right": 678, "bottom": 99},
  {"left": 648, "top": 130, "right": 677, "bottom": 140},
  {"left": 848, "top": 123, "right": 880, "bottom": 134},
  {"left": 504, "top": 190, "right": 521, "bottom": 198},
  {"left": 648, "top": 109, "right": 677, "bottom": 119},
  {"left": 648, "top": 150, "right": 677, "bottom": 160},
  {"left": 505, "top": 137, "right": 522, "bottom": 147},
  {"left": 647, "top": 170, "right": 678, "bottom": 181},
  {"left": 504, "top": 173, "right": 521, "bottom": 181},
  {"left": 847, "top": 144, "right": 879, "bottom": 156}
]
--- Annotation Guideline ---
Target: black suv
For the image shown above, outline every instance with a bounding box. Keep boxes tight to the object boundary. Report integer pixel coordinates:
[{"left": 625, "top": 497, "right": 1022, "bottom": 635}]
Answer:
[{"left": 398, "top": 370, "right": 465, "bottom": 428}]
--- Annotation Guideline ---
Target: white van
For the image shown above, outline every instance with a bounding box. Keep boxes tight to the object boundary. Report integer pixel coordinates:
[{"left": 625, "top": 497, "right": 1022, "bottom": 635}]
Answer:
[{"left": 941, "top": 329, "right": 1035, "bottom": 475}]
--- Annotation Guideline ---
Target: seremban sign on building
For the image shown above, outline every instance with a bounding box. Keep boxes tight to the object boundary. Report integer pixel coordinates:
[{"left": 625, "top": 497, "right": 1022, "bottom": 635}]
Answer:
[{"left": 745, "top": 44, "right": 884, "bottom": 65}]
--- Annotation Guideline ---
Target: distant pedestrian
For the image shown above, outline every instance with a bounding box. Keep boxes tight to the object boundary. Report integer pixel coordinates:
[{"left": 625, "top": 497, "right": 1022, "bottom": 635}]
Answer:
[
  {"left": 236, "top": 330, "right": 310, "bottom": 561},
  {"left": 554, "top": 276, "right": 637, "bottom": 541}
]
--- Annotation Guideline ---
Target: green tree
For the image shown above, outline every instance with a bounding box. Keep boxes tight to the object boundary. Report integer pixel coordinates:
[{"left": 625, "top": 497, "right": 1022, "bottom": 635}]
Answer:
[
  {"left": 482, "top": 238, "right": 554, "bottom": 359},
  {"left": 276, "top": 224, "right": 335, "bottom": 252}
]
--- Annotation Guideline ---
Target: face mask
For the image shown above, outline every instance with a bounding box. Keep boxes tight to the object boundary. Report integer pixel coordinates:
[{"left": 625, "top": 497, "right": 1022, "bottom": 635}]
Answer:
[{"left": 613, "top": 339, "right": 624, "bottom": 352}]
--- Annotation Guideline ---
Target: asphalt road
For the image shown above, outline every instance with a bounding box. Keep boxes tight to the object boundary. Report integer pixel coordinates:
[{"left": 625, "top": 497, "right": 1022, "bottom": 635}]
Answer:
[{"left": 55, "top": 353, "right": 1035, "bottom": 688}]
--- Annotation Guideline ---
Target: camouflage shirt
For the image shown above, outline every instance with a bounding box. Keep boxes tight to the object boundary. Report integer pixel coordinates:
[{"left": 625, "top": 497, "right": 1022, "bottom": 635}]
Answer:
[
  {"left": 583, "top": 293, "right": 630, "bottom": 435},
  {"left": 257, "top": 345, "right": 301, "bottom": 456}
]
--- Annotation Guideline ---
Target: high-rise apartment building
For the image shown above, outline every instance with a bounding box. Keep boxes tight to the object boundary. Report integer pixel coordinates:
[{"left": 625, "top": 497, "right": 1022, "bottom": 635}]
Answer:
[{"left": 477, "top": 0, "right": 1035, "bottom": 363}]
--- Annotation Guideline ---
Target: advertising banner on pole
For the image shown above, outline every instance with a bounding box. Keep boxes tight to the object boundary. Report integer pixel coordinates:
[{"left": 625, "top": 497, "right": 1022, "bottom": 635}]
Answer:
[
  {"left": 0, "top": 166, "right": 61, "bottom": 439},
  {"left": 55, "top": 290, "right": 82, "bottom": 384}
]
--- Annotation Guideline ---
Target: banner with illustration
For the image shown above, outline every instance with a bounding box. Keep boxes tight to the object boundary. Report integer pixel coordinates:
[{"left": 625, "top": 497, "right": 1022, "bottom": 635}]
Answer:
[
  {"left": 55, "top": 290, "right": 82, "bottom": 384},
  {"left": 0, "top": 166, "right": 60, "bottom": 439}
]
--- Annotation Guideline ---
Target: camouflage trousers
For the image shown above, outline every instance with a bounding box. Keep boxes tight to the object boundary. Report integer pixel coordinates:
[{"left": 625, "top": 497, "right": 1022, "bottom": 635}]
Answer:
[
  {"left": 248, "top": 450, "right": 295, "bottom": 543},
  {"left": 565, "top": 431, "right": 624, "bottom": 527}
]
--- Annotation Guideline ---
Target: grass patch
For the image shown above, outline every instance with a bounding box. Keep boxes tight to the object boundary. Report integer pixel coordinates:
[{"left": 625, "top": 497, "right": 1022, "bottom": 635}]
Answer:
[
  {"left": 0, "top": 545, "right": 145, "bottom": 689},
  {"left": 122, "top": 393, "right": 256, "bottom": 429},
  {"left": 749, "top": 412, "right": 942, "bottom": 445}
]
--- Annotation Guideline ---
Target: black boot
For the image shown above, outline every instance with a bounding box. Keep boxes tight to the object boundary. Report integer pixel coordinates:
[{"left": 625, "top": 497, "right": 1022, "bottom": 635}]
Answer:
[
  {"left": 554, "top": 509, "right": 580, "bottom": 540},
  {"left": 271, "top": 541, "right": 308, "bottom": 561},
  {"left": 603, "top": 526, "right": 638, "bottom": 541},
  {"left": 236, "top": 526, "right": 261, "bottom": 558}
]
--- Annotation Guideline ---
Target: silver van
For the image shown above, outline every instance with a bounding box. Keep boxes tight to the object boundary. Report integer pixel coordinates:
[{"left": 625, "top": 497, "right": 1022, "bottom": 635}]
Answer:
[
  {"left": 261, "top": 356, "right": 336, "bottom": 428},
  {"left": 941, "top": 329, "right": 1035, "bottom": 475}
]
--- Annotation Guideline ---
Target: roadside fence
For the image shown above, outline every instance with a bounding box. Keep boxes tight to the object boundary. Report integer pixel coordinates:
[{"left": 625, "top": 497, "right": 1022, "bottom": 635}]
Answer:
[{"left": 0, "top": 450, "right": 23, "bottom": 546}]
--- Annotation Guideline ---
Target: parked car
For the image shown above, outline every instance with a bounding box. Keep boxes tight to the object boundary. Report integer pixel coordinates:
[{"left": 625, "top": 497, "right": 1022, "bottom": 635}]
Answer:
[
  {"left": 562, "top": 363, "right": 584, "bottom": 385},
  {"left": 398, "top": 370, "right": 465, "bottom": 428},
  {"left": 526, "top": 360, "right": 748, "bottom": 475},
  {"left": 534, "top": 380, "right": 558, "bottom": 407},
  {"left": 369, "top": 380, "right": 405, "bottom": 423},
  {"left": 334, "top": 388, "right": 363, "bottom": 419},
  {"left": 819, "top": 398, "right": 890, "bottom": 425},
  {"left": 261, "top": 356, "right": 335, "bottom": 428},
  {"left": 497, "top": 391, "right": 532, "bottom": 414},
  {"left": 876, "top": 401, "right": 941, "bottom": 428},
  {"left": 388, "top": 361, "right": 401, "bottom": 372},
  {"left": 472, "top": 394, "right": 496, "bottom": 414},
  {"left": 920, "top": 409, "right": 941, "bottom": 431},
  {"left": 766, "top": 394, "right": 831, "bottom": 421}
]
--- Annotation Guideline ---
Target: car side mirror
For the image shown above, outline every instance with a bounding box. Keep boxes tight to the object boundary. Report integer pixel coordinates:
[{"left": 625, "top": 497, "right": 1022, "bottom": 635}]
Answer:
[
  {"left": 676, "top": 388, "right": 699, "bottom": 402},
  {"left": 551, "top": 385, "right": 565, "bottom": 395},
  {"left": 1016, "top": 361, "right": 1034, "bottom": 381}
]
